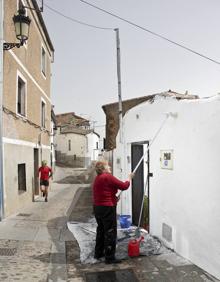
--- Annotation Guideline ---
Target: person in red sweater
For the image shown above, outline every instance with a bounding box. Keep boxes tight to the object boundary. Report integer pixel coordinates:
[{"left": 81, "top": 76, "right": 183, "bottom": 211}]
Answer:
[
  {"left": 92, "top": 161, "right": 134, "bottom": 264},
  {"left": 38, "top": 160, "right": 52, "bottom": 202}
]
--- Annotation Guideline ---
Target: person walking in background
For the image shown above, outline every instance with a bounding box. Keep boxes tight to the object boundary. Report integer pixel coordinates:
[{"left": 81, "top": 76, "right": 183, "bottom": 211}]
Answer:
[
  {"left": 92, "top": 161, "right": 134, "bottom": 264},
  {"left": 38, "top": 160, "right": 53, "bottom": 202}
]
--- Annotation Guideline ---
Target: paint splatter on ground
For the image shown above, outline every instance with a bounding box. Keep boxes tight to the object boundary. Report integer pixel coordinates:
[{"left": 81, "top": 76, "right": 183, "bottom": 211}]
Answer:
[{"left": 67, "top": 217, "right": 170, "bottom": 264}]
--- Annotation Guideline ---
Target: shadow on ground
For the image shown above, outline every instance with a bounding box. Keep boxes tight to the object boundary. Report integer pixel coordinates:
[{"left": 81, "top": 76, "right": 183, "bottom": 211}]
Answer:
[{"left": 55, "top": 165, "right": 96, "bottom": 185}]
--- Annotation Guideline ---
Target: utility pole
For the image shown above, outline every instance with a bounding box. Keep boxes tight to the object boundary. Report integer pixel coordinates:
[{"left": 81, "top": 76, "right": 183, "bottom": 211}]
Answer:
[
  {"left": 114, "top": 28, "right": 123, "bottom": 144},
  {"left": 115, "top": 28, "right": 126, "bottom": 214},
  {"left": 0, "top": 0, "right": 4, "bottom": 220}
]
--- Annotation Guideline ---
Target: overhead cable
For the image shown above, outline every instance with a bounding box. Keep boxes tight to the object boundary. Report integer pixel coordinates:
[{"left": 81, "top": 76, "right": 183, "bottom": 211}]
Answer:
[
  {"left": 79, "top": 0, "right": 220, "bottom": 65},
  {"left": 44, "top": 3, "right": 114, "bottom": 30}
]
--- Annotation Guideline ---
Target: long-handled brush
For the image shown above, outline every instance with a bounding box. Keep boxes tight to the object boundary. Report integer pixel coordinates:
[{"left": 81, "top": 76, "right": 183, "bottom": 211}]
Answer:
[{"left": 135, "top": 171, "right": 149, "bottom": 238}]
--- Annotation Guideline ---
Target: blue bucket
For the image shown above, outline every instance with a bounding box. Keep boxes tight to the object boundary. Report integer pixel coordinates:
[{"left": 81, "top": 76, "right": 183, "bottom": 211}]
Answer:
[{"left": 119, "top": 215, "right": 131, "bottom": 228}]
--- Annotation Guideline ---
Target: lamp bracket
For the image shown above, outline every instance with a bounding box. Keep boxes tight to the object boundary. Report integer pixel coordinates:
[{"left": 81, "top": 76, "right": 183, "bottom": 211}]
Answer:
[
  {"left": 3, "top": 42, "right": 23, "bottom": 51},
  {"left": 23, "top": 6, "right": 43, "bottom": 12},
  {"left": 23, "top": 0, "right": 44, "bottom": 12}
]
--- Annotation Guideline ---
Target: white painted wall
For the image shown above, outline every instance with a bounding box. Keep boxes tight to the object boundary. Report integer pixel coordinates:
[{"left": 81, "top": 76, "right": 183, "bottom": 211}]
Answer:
[
  {"left": 114, "top": 95, "right": 220, "bottom": 280},
  {"left": 55, "top": 129, "right": 100, "bottom": 167},
  {"left": 86, "top": 132, "right": 100, "bottom": 164},
  {"left": 55, "top": 128, "right": 86, "bottom": 157}
]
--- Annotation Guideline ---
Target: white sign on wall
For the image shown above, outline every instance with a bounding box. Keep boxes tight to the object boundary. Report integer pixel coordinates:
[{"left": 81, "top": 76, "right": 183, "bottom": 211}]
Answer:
[{"left": 160, "top": 150, "right": 174, "bottom": 170}]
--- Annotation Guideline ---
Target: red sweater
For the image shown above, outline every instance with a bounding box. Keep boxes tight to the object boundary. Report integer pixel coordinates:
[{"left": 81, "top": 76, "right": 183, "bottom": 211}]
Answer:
[
  {"left": 39, "top": 166, "right": 52, "bottom": 180},
  {"left": 92, "top": 173, "right": 130, "bottom": 206}
]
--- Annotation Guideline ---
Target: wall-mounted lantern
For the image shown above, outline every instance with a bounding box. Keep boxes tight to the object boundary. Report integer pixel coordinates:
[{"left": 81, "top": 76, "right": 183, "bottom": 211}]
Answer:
[{"left": 3, "top": 7, "right": 31, "bottom": 51}]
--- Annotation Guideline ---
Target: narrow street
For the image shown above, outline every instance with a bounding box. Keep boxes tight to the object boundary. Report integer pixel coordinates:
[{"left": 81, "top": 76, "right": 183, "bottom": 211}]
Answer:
[
  {"left": 0, "top": 166, "right": 86, "bottom": 281},
  {"left": 0, "top": 166, "right": 218, "bottom": 282},
  {"left": 1, "top": 1, "right": 220, "bottom": 281}
]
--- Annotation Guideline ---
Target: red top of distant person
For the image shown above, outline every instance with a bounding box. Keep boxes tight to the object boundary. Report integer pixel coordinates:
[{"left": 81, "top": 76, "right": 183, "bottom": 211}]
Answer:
[{"left": 39, "top": 166, "right": 52, "bottom": 180}]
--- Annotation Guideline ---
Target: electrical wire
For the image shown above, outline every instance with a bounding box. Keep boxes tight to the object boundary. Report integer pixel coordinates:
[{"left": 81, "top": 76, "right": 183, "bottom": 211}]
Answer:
[
  {"left": 3, "top": 106, "right": 50, "bottom": 135},
  {"left": 44, "top": 3, "right": 114, "bottom": 30},
  {"left": 79, "top": 0, "right": 220, "bottom": 66},
  {"left": 132, "top": 114, "right": 169, "bottom": 174}
]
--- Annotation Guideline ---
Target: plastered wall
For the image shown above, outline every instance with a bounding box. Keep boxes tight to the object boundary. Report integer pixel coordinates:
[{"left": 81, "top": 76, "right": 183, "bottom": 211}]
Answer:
[{"left": 114, "top": 95, "right": 220, "bottom": 279}]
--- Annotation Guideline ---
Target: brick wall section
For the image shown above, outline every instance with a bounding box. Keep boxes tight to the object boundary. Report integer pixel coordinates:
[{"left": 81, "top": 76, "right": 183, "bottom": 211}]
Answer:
[{"left": 56, "top": 112, "right": 90, "bottom": 127}]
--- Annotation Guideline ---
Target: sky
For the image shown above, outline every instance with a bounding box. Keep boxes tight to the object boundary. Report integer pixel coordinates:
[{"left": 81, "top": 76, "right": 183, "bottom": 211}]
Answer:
[{"left": 42, "top": 0, "right": 220, "bottom": 135}]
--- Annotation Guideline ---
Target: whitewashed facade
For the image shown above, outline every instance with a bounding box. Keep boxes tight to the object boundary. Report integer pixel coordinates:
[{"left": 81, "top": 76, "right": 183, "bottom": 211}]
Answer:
[
  {"left": 114, "top": 94, "right": 220, "bottom": 280},
  {"left": 55, "top": 127, "right": 100, "bottom": 168},
  {"left": 85, "top": 131, "right": 100, "bottom": 166}
]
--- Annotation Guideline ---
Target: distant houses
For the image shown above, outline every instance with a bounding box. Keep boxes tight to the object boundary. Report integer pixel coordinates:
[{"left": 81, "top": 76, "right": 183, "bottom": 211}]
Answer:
[{"left": 55, "top": 112, "right": 100, "bottom": 168}]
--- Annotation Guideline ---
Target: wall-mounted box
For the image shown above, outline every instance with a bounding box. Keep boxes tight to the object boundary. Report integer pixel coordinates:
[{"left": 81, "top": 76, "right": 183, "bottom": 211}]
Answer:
[{"left": 160, "top": 150, "right": 173, "bottom": 170}]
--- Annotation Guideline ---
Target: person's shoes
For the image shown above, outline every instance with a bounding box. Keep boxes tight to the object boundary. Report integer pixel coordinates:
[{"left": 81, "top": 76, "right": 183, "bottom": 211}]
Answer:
[
  {"left": 105, "top": 258, "right": 122, "bottom": 264},
  {"left": 94, "top": 254, "right": 104, "bottom": 260},
  {"left": 45, "top": 198, "right": 48, "bottom": 202}
]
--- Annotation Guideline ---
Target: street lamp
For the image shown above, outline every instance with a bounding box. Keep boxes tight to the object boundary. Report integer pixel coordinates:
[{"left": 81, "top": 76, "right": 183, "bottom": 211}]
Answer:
[{"left": 3, "top": 7, "right": 31, "bottom": 51}]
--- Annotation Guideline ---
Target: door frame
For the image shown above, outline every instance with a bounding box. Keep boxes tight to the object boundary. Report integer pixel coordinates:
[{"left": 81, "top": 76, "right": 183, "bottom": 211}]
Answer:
[
  {"left": 34, "top": 148, "right": 39, "bottom": 196},
  {"left": 131, "top": 141, "right": 149, "bottom": 228}
]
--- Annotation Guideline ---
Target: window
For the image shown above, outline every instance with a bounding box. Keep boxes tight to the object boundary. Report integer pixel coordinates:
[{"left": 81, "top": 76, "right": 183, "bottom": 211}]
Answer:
[
  {"left": 18, "top": 164, "right": 26, "bottom": 193},
  {"left": 17, "top": 76, "right": 26, "bottom": 116},
  {"left": 41, "top": 46, "right": 46, "bottom": 76},
  {"left": 41, "top": 100, "right": 46, "bottom": 128},
  {"left": 68, "top": 140, "right": 71, "bottom": 151},
  {"left": 103, "top": 138, "right": 106, "bottom": 150},
  {"left": 96, "top": 142, "right": 99, "bottom": 149}
]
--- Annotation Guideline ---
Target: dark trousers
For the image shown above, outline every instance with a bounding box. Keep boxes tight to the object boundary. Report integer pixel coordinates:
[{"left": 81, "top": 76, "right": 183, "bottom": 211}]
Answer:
[{"left": 94, "top": 205, "right": 117, "bottom": 260}]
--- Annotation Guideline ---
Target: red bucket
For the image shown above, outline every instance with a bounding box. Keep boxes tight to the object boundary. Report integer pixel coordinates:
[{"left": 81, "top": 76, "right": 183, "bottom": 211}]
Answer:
[{"left": 128, "top": 236, "right": 144, "bottom": 257}]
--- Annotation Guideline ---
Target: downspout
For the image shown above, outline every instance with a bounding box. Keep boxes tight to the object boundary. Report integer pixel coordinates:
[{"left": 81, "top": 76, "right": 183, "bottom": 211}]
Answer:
[{"left": 0, "top": 0, "right": 4, "bottom": 220}]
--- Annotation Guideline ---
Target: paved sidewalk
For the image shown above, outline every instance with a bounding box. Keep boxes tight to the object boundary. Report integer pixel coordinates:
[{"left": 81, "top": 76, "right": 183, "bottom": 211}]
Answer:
[{"left": 0, "top": 179, "right": 88, "bottom": 282}]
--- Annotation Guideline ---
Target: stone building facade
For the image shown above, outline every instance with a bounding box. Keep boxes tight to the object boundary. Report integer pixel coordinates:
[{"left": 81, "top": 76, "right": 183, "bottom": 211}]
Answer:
[{"left": 2, "top": 0, "right": 54, "bottom": 216}]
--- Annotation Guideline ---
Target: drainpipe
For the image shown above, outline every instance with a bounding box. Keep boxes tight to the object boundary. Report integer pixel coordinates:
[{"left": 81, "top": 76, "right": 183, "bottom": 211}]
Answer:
[{"left": 0, "top": 0, "right": 4, "bottom": 220}]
